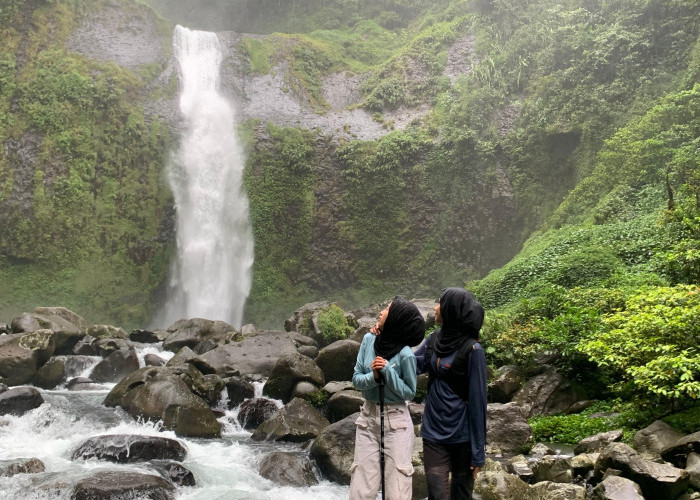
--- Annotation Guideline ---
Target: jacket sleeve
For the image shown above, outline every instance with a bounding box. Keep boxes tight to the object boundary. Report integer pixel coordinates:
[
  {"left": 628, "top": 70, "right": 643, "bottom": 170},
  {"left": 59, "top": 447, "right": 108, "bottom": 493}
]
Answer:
[
  {"left": 352, "top": 334, "right": 378, "bottom": 391},
  {"left": 468, "top": 344, "right": 487, "bottom": 467},
  {"left": 414, "top": 335, "right": 430, "bottom": 375},
  {"left": 380, "top": 349, "right": 417, "bottom": 401}
]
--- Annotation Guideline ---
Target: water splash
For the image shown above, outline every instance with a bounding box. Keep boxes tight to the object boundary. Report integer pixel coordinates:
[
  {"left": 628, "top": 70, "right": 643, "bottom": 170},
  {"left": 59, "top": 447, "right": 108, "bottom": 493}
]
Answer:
[{"left": 157, "top": 25, "right": 254, "bottom": 329}]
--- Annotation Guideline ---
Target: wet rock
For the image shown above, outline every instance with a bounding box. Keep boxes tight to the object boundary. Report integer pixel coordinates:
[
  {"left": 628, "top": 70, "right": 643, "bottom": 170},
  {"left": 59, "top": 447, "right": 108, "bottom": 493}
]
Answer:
[
  {"left": 262, "top": 352, "right": 325, "bottom": 403},
  {"left": 530, "top": 443, "right": 556, "bottom": 456},
  {"left": 237, "top": 398, "right": 279, "bottom": 430},
  {"left": 259, "top": 452, "right": 318, "bottom": 487},
  {"left": 94, "top": 338, "right": 131, "bottom": 357},
  {"left": 144, "top": 353, "right": 167, "bottom": 367},
  {"left": 0, "top": 333, "right": 42, "bottom": 385},
  {"left": 687, "top": 452, "right": 700, "bottom": 489},
  {"left": 289, "top": 332, "right": 319, "bottom": 349},
  {"left": 225, "top": 376, "right": 255, "bottom": 408},
  {"left": 151, "top": 460, "right": 196, "bottom": 487},
  {"left": 632, "top": 420, "right": 683, "bottom": 458},
  {"left": 66, "top": 377, "right": 108, "bottom": 391},
  {"left": 511, "top": 366, "right": 588, "bottom": 417},
  {"left": 89, "top": 348, "right": 140, "bottom": 383},
  {"left": 486, "top": 402, "right": 533, "bottom": 453},
  {"left": 326, "top": 389, "right": 363, "bottom": 423},
  {"left": 87, "top": 324, "right": 127, "bottom": 340},
  {"left": 591, "top": 475, "right": 645, "bottom": 500},
  {"left": 575, "top": 430, "right": 624, "bottom": 454},
  {"left": 72, "top": 434, "right": 187, "bottom": 462},
  {"left": 571, "top": 452, "right": 599, "bottom": 479},
  {"left": 163, "top": 318, "right": 239, "bottom": 353},
  {"left": 297, "top": 345, "right": 319, "bottom": 358},
  {"left": 315, "top": 339, "right": 361, "bottom": 383},
  {"left": 196, "top": 330, "right": 298, "bottom": 377},
  {"left": 193, "top": 339, "right": 219, "bottom": 355},
  {"left": 198, "top": 373, "right": 226, "bottom": 406},
  {"left": 104, "top": 365, "right": 222, "bottom": 438},
  {"left": 33, "top": 356, "right": 67, "bottom": 389},
  {"left": 488, "top": 365, "right": 522, "bottom": 403},
  {"left": 309, "top": 412, "right": 358, "bottom": 485},
  {"left": 129, "top": 329, "right": 167, "bottom": 343},
  {"left": 0, "top": 383, "right": 7, "bottom": 394},
  {"left": 661, "top": 431, "right": 700, "bottom": 468},
  {"left": 596, "top": 442, "right": 689, "bottom": 499},
  {"left": 166, "top": 345, "right": 197, "bottom": 367},
  {"left": 0, "top": 457, "right": 45, "bottom": 476},
  {"left": 323, "top": 380, "right": 353, "bottom": 394},
  {"left": 71, "top": 470, "right": 175, "bottom": 500},
  {"left": 251, "top": 398, "right": 330, "bottom": 442},
  {"left": 72, "top": 335, "right": 99, "bottom": 356},
  {"left": 0, "top": 387, "right": 44, "bottom": 416}
]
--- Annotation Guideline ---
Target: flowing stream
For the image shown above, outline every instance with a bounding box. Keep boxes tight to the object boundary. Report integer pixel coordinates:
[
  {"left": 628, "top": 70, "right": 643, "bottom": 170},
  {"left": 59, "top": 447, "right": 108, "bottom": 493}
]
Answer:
[
  {"left": 157, "top": 25, "right": 254, "bottom": 329},
  {"left": 0, "top": 342, "right": 349, "bottom": 499}
]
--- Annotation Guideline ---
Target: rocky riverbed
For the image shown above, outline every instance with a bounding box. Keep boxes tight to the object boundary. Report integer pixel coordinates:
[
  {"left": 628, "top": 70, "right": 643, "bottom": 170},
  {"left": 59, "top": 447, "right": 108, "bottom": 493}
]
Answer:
[{"left": 0, "top": 303, "right": 698, "bottom": 499}]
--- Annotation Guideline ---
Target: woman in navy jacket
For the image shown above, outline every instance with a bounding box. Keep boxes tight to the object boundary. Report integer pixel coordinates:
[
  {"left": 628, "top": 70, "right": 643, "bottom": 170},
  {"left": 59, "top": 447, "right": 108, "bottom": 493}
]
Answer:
[{"left": 415, "top": 288, "right": 487, "bottom": 500}]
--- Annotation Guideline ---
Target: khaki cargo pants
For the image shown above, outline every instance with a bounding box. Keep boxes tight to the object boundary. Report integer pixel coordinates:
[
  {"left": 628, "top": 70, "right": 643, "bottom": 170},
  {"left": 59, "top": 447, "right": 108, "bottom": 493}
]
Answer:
[{"left": 349, "top": 400, "right": 414, "bottom": 500}]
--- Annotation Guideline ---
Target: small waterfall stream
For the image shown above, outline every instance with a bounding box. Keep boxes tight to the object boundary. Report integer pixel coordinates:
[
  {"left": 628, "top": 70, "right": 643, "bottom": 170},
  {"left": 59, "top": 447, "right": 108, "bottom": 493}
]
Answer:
[{"left": 158, "top": 25, "right": 254, "bottom": 329}]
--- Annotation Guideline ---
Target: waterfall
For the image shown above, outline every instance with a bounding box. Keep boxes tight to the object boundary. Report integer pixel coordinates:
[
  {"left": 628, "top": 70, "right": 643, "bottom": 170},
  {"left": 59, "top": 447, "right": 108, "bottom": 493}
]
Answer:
[{"left": 158, "top": 25, "right": 254, "bottom": 329}]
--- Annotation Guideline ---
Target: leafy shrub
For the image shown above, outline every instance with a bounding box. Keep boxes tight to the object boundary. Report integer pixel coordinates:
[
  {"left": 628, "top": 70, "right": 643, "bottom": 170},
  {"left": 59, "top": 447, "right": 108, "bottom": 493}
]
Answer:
[
  {"left": 577, "top": 285, "right": 700, "bottom": 401},
  {"left": 317, "top": 304, "right": 353, "bottom": 343},
  {"left": 551, "top": 247, "right": 622, "bottom": 288}
]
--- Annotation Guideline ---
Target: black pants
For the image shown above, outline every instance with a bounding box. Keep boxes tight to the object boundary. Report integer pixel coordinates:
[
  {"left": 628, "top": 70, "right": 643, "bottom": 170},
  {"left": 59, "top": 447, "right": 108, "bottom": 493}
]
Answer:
[{"left": 423, "top": 440, "right": 475, "bottom": 500}]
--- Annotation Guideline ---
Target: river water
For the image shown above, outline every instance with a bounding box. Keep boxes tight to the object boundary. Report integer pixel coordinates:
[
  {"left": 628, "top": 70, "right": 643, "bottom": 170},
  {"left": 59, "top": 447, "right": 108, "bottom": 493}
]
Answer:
[{"left": 0, "top": 343, "right": 349, "bottom": 499}]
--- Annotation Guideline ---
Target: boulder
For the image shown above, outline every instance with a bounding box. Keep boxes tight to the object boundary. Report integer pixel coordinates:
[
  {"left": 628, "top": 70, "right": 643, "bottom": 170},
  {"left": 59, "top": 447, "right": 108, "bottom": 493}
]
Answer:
[
  {"left": 144, "top": 353, "right": 167, "bottom": 367},
  {"left": 289, "top": 332, "right": 319, "bottom": 349},
  {"left": 488, "top": 365, "right": 522, "bottom": 403},
  {"left": 94, "top": 338, "right": 131, "bottom": 357},
  {"left": 0, "top": 458, "right": 45, "bottom": 476},
  {"left": 591, "top": 475, "right": 645, "bottom": 500},
  {"left": 284, "top": 301, "right": 331, "bottom": 338},
  {"left": 596, "top": 442, "right": 689, "bottom": 499},
  {"left": 129, "top": 329, "right": 167, "bottom": 343},
  {"left": 33, "top": 356, "right": 67, "bottom": 389},
  {"left": 196, "top": 331, "right": 298, "bottom": 377},
  {"left": 89, "top": 348, "right": 140, "bottom": 383},
  {"left": 349, "top": 316, "right": 376, "bottom": 343},
  {"left": 241, "top": 324, "right": 257, "bottom": 336},
  {"left": 315, "top": 339, "right": 361, "bottom": 382},
  {"left": 632, "top": 420, "right": 683, "bottom": 458},
  {"left": 575, "top": 430, "right": 624, "bottom": 454},
  {"left": 11, "top": 311, "right": 84, "bottom": 354},
  {"left": 571, "top": 452, "right": 599, "bottom": 479},
  {"left": 198, "top": 374, "right": 226, "bottom": 406},
  {"left": 323, "top": 381, "right": 354, "bottom": 394},
  {"left": 86, "top": 324, "right": 127, "bottom": 340},
  {"left": 237, "top": 398, "right": 279, "bottom": 430},
  {"left": 687, "top": 452, "right": 700, "bottom": 489},
  {"left": 251, "top": 398, "right": 330, "bottom": 442},
  {"left": 661, "top": 431, "right": 700, "bottom": 468},
  {"left": 532, "top": 455, "right": 573, "bottom": 483},
  {"left": 66, "top": 377, "right": 108, "bottom": 391},
  {"left": 72, "top": 335, "right": 99, "bottom": 356},
  {"left": 530, "top": 443, "right": 556, "bottom": 456},
  {"left": 474, "top": 470, "right": 531, "bottom": 499},
  {"left": 225, "top": 376, "right": 255, "bottom": 408},
  {"left": 103, "top": 365, "right": 222, "bottom": 438},
  {"left": 529, "top": 481, "right": 586, "bottom": 499},
  {"left": 486, "top": 403, "right": 533, "bottom": 453},
  {"left": 0, "top": 334, "right": 46, "bottom": 386},
  {"left": 408, "top": 402, "right": 424, "bottom": 425},
  {"left": 166, "top": 346, "right": 197, "bottom": 367},
  {"left": 0, "top": 387, "right": 44, "bottom": 416},
  {"left": 505, "top": 454, "right": 534, "bottom": 483},
  {"left": 297, "top": 345, "right": 319, "bottom": 359},
  {"left": 71, "top": 470, "right": 175, "bottom": 500},
  {"left": 150, "top": 460, "right": 196, "bottom": 487},
  {"left": 163, "top": 318, "right": 239, "bottom": 353},
  {"left": 327, "top": 390, "right": 364, "bottom": 423},
  {"left": 291, "top": 381, "right": 320, "bottom": 400},
  {"left": 259, "top": 452, "right": 318, "bottom": 487},
  {"left": 72, "top": 434, "right": 187, "bottom": 462},
  {"left": 262, "top": 352, "right": 325, "bottom": 403},
  {"left": 511, "top": 367, "right": 588, "bottom": 417},
  {"left": 309, "top": 412, "right": 358, "bottom": 484}
]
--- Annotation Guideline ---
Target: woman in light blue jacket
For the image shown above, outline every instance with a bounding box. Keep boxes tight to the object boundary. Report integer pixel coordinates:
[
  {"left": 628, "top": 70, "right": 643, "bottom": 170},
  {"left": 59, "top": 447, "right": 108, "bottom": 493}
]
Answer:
[{"left": 350, "top": 297, "right": 425, "bottom": 500}]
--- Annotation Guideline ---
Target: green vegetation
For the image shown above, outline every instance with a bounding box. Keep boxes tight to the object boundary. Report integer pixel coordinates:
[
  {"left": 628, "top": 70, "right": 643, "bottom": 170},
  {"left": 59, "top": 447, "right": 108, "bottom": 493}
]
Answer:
[{"left": 317, "top": 304, "right": 354, "bottom": 344}]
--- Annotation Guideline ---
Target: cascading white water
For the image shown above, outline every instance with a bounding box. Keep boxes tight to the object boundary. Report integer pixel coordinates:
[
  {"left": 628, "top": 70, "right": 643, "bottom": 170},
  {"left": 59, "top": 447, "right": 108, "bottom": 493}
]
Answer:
[{"left": 159, "top": 25, "right": 254, "bottom": 329}]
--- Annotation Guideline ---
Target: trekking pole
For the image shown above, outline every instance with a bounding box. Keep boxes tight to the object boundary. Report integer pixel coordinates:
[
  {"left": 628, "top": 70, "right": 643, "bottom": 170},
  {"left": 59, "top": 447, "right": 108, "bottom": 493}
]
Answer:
[{"left": 378, "top": 374, "right": 386, "bottom": 500}]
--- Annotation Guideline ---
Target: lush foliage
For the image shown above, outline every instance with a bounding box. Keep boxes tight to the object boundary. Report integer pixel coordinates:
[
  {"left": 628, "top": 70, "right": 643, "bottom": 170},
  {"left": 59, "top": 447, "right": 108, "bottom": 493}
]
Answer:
[{"left": 317, "top": 304, "right": 354, "bottom": 344}]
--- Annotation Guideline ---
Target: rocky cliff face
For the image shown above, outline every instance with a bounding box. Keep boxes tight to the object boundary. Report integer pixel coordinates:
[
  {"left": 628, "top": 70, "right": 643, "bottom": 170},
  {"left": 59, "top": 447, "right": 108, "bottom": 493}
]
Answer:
[{"left": 0, "top": 0, "right": 518, "bottom": 325}]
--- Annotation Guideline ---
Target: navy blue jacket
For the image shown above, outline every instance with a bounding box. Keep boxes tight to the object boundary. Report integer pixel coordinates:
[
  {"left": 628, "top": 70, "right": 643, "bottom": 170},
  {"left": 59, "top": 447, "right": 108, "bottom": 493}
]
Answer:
[{"left": 415, "top": 334, "right": 487, "bottom": 467}]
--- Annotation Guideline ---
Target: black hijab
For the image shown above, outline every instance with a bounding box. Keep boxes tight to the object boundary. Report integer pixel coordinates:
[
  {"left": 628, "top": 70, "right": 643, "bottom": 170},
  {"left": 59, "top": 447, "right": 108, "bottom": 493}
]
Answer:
[
  {"left": 433, "top": 287, "right": 485, "bottom": 356},
  {"left": 374, "top": 296, "right": 425, "bottom": 360}
]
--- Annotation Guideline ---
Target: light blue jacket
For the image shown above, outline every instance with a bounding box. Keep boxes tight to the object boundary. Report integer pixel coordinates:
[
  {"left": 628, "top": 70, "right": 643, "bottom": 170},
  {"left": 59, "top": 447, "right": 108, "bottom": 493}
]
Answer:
[{"left": 352, "top": 332, "right": 417, "bottom": 403}]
